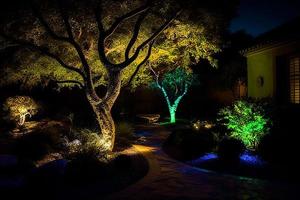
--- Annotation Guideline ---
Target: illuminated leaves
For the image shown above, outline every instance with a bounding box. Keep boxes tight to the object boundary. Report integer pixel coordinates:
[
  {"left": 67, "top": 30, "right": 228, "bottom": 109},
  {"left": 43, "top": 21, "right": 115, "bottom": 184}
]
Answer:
[
  {"left": 218, "top": 101, "right": 270, "bottom": 150},
  {"left": 3, "top": 96, "right": 39, "bottom": 125},
  {"left": 160, "top": 68, "right": 197, "bottom": 98},
  {"left": 0, "top": 0, "right": 223, "bottom": 90}
]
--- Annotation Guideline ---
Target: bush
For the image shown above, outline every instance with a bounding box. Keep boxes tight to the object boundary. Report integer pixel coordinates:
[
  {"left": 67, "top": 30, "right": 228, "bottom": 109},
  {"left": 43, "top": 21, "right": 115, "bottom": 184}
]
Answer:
[
  {"left": 218, "top": 100, "right": 270, "bottom": 150},
  {"left": 217, "top": 137, "right": 245, "bottom": 162},
  {"left": 67, "top": 128, "right": 111, "bottom": 159},
  {"left": 164, "top": 128, "right": 216, "bottom": 160}
]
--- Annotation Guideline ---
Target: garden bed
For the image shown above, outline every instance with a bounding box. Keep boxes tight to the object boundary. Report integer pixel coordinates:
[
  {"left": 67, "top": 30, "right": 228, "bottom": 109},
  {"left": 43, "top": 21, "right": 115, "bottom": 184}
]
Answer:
[
  {"left": 163, "top": 127, "right": 300, "bottom": 183},
  {"left": 0, "top": 119, "right": 149, "bottom": 199}
]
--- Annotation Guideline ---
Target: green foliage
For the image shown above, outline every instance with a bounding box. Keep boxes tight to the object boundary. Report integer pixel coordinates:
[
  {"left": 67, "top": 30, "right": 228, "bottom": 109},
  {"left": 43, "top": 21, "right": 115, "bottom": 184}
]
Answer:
[
  {"left": 150, "top": 68, "right": 197, "bottom": 97},
  {"left": 218, "top": 100, "right": 270, "bottom": 150},
  {"left": 161, "top": 68, "right": 198, "bottom": 93}
]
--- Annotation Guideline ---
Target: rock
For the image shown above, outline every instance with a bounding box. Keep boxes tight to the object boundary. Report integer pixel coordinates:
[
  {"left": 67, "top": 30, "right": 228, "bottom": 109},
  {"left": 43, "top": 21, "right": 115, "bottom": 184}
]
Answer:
[{"left": 137, "top": 114, "right": 160, "bottom": 123}]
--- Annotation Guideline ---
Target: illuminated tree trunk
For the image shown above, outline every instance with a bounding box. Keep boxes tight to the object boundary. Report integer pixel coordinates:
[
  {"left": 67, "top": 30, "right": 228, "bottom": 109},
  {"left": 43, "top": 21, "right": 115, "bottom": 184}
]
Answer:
[
  {"left": 92, "top": 103, "right": 116, "bottom": 151},
  {"left": 169, "top": 106, "right": 176, "bottom": 123},
  {"left": 159, "top": 83, "right": 188, "bottom": 124},
  {"left": 86, "top": 71, "right": 122, "bottom": 151}
]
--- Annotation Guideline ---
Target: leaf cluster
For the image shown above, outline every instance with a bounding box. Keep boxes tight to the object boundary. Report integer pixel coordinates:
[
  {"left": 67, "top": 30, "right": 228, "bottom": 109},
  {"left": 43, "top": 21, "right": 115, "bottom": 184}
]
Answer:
[{"left": 218, "top": 100, "right": 270, "bottom": 149}]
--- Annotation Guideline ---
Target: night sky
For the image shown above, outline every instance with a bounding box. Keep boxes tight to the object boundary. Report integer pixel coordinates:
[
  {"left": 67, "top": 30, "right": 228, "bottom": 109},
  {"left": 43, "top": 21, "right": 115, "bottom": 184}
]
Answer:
[{"left": 230, "top": 0, "right": 300, "bottom": 36}]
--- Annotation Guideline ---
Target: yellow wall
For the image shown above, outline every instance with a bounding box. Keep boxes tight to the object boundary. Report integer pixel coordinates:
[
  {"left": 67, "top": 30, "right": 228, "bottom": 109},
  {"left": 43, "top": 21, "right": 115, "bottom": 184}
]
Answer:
[
  {"left": 246, "top": 40, "right": 300, "bottom": 99},
  {"left": 247, "top": 53, "right": 274, "bottom": 98}
]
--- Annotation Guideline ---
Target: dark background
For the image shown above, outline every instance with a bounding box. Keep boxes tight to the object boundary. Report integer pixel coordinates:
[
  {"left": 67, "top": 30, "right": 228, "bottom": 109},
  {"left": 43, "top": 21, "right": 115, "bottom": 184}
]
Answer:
[{"left": 230, "top": 0, "right": 300, "bottom": 36}]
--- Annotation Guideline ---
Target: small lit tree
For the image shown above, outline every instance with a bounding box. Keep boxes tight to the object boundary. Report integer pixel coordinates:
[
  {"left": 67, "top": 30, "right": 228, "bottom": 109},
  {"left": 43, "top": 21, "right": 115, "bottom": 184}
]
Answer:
[
  {"left": 3, "top": 96, "right": 39, "bottom": 126},
  {"left": 150, "top": 67, "right": 197, "bottom": 123},
  {"left": 218, "top": 100, "right": 270, "bottom": 150}
]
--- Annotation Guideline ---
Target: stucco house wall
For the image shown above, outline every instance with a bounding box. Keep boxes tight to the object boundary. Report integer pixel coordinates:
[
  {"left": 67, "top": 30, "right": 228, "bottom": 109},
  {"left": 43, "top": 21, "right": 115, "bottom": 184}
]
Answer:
[{"left": 245, "top": 40, "right": 300, "bottom": 99}]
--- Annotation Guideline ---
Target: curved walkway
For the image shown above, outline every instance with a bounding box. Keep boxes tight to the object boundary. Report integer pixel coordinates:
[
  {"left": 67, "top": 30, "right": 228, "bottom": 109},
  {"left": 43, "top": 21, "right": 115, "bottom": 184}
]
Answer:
[{"left": 107, "top": 126, "right": 299, "bottom": 200}]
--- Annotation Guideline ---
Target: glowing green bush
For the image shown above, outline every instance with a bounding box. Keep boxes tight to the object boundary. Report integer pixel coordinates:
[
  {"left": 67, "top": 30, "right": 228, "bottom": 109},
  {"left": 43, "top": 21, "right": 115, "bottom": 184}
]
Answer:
[{"left": 218, "top": 100, "right": 270, "bottom": 150}]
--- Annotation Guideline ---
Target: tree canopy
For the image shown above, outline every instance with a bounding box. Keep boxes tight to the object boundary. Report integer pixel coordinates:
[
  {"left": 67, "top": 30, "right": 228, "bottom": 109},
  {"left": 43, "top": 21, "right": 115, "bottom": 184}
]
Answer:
[
  {"left": 0, "top": 0, "right": 239, "bottom": 151},
  {"left": 0, "top": 0, "right": 238, "bottom": 90}
]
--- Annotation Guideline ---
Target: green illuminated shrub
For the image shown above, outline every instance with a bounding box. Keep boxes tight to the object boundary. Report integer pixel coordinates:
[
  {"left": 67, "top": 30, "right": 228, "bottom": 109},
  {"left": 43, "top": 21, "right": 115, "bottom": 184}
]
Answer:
[{"left": 218, "top": 100, "right": 270, "bottom": 150}]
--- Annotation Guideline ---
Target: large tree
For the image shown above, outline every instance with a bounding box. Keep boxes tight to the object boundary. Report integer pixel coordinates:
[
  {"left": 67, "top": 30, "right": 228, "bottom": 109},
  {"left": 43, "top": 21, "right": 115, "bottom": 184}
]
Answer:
[{"left": 0, "top": 0, "right": 238, "bottom": 151}]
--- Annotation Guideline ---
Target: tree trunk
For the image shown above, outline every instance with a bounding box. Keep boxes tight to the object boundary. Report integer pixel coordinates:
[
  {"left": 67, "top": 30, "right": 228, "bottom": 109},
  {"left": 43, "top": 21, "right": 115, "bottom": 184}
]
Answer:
[
  {"left": 169, "top": 106, "right": 176, "bottom": 123},
  {"left": 93, "top": 102, "right": 116, "bottom": 151},
  {"left": 86, "top": 70, "right": 122, "bottom": 152},
  {"left": 168, "top": 85, "right": 188, "bottom": 124}
]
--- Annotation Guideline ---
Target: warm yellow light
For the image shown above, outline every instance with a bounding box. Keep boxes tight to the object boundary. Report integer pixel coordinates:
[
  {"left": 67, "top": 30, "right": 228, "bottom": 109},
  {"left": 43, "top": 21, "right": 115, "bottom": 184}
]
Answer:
[
  {"left": 204, "top": 122, "right": 213, "bottom": 129},
  {"left": 3, "top": 96, "right": 39, "bottom": 126},
  {"left": 192, "top": 120, "right": 201, "bottom": 130},
  {"left": 192, "top": 120, "right": 214, "bottom": 130}
]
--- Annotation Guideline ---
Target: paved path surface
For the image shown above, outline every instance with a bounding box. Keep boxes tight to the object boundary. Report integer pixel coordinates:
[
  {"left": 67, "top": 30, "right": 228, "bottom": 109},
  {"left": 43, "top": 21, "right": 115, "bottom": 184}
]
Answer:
[{"left": 107, "top": 126, "right": 299, "bottom": 200}]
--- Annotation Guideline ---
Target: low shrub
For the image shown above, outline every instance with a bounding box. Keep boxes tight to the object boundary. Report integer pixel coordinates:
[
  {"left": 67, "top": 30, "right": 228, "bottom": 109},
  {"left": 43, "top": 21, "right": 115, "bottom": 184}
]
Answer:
[{"left": 68, "top": 128, "right": 110, "bottom": 159}]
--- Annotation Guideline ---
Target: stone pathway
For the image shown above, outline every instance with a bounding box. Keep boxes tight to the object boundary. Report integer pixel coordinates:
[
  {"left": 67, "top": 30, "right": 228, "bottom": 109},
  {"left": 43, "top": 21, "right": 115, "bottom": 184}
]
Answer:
[{"left": 107, "top": 126, "right": 299, "bottom": 200}]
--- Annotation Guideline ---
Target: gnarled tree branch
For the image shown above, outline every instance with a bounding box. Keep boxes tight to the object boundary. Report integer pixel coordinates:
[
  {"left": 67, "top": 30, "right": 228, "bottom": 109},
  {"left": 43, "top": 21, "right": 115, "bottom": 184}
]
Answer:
[
  {"left": 95, "top": 0, "right": 105, "bottom": 33},
  {"left": 31, "top": 0, "right": 96, "bottom": 94},
  {"left": 95, "top": 5, "right": 181, "bottom": 70},
  {"left": 122, "top": 9, "right": 182, "bottom": 69},
  {"left": 57, "top": 1, "right": 96, "bottom": 94},
  {"left": 95, "top": 0, "right": 151, "bottom": 69},
  {"left": 125, "top": 8, "right": 149, "bottom": 60},
  {"left": 126, "top": 40, "right": 154, "bottom": 87},
  {"left": 104, "top": 3, "right": 150, "bottom": 40},
  {"left": 0, "top": 31, "right": 85, "bottom": 79},
  {"left": 55, "top": 80, "right": 84, "bottom": 88},
  {"left": 30, "top": 1, "right": 69, "bottom": 42},
  {"left": 95, "top": 0, "right": 113, "bottom": 67}
]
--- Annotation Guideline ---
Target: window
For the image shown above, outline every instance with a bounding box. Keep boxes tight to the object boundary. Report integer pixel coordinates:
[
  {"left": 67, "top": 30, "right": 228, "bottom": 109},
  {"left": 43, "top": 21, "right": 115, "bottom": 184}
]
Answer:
[{"left": 290, "top": 56, "right": 300, "bottom": 104}]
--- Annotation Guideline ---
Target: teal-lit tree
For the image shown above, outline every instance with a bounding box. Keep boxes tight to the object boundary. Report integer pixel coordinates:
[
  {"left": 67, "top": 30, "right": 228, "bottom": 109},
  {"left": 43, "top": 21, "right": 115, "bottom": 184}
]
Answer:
[
  {"left": 150, "top": 67, "right": 197, "bottom": 123},
  {"left": 218, "top": 100, "right": 270, "bottom": 150}
]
